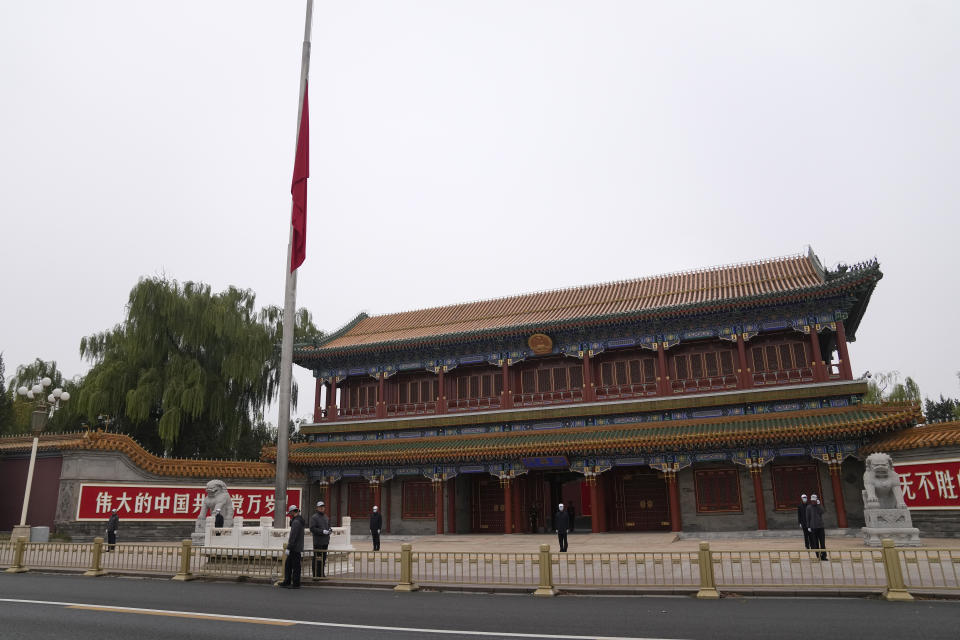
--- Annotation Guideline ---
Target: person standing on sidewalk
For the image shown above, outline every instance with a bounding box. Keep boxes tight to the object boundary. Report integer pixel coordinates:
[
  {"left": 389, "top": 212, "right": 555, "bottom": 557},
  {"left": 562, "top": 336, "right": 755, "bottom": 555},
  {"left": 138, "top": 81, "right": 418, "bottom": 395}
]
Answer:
[
  {"left": 309, "top": 501, "right": 331, "bottom": 580},
  {"left": 797, "top": 494, "right": 811, "bottom": 549},
  {"left": 554, "top": 503, "right": 570, "bottom": 552},
  {"left": 279, "top": 505, "right": 305, "bottom": 589},
  {"left": 214, "top": 508, "right": 224, "bottom": 528},
  {"left": 806, "top": 493, "right": 827, "bottom": 560},
  {"left": 369, "top": 505, "right": 382, "bottom": 551},
  {"left": 105, "top": 509, "right": 119, "bottom": 552}
]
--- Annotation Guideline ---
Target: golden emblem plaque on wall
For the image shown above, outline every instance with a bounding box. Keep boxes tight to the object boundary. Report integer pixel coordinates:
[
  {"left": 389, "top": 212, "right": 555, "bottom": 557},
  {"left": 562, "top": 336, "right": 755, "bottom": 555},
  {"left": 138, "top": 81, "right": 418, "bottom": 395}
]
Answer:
[{"left": 527, "top": 333, "right": 553, "bottom": 355}]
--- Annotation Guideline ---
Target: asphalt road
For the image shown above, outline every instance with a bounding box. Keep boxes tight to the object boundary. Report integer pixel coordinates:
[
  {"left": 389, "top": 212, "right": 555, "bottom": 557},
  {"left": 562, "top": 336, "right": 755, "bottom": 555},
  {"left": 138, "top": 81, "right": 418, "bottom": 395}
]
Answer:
[{"left": 0, "top": 573, "right": 957, "bottom": 640}]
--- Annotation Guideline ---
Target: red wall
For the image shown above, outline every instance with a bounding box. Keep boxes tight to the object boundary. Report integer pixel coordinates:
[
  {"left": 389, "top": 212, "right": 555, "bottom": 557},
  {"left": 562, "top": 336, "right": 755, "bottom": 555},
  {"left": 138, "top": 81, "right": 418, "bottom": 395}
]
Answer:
[{"left": 0, "top": 455, "right": 63, "bottom": 531}]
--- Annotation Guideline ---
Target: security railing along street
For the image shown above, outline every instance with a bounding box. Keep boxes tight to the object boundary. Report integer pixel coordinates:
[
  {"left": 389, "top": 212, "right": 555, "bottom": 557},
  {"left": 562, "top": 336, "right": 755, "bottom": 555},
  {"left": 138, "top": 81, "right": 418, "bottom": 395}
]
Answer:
[{"left": 2, "top": 536, "right": 958, "bottom": 599}]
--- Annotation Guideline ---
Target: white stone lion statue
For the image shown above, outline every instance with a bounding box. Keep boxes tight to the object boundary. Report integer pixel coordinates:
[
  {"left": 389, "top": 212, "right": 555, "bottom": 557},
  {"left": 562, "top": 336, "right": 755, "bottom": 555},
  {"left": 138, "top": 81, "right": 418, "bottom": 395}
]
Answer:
[
  {"left": 195, "top": 479, "right": 234, "bottom": 530},
  {"left": 862, "top": 452, "right": 907, "bottom": 509}
]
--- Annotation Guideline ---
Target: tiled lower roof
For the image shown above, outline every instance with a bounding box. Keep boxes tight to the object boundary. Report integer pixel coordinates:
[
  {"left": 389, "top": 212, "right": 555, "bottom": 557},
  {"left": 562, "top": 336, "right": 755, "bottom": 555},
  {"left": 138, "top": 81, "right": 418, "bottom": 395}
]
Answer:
[
  {"left": 280, "top": 403, "right": 920, "bottom": 466},
  {"left": 0, "top": 431, "right": 287, "bottom": 480},
  {"left": 861, "top": 420, "right": 960, "bottom": 453}
]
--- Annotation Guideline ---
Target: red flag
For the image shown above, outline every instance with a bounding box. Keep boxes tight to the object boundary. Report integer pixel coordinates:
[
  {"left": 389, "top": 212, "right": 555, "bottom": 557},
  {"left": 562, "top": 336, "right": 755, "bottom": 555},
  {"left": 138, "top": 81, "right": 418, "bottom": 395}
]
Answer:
[{"left": 290, "top": 83, "right": 309, "bottom": 272}]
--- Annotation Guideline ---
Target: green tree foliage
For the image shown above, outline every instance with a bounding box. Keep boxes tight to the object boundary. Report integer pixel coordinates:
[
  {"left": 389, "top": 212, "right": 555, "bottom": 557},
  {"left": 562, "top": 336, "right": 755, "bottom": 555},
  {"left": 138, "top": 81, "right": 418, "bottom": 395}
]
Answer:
[
  {"left": 3, "top": 358, "right": 84, "bottom": 434},
  {"left": 924, "top": 396, "right": 960, "bottom": 422},
  {"left": 863, "top": 371, "right": 921, "bottom": 404},
  {"left": 0, "top": 353, "right": 16, "bottom": 432},
  {"left": 78, "top": 277, "right": 322, "bottom": 458}
]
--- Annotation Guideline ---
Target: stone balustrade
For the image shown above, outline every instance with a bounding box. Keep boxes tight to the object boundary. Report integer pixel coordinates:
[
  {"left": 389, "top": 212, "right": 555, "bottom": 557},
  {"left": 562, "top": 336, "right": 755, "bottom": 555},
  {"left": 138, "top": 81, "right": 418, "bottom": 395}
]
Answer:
[{"left": 201, "top": 515, "right": 354, "bottom": 550}]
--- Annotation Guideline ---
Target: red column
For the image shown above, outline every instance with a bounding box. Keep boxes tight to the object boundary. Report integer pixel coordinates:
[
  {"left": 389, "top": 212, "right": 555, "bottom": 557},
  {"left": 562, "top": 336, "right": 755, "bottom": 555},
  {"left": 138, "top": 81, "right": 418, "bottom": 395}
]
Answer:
[
  {"left": 334, "top": 482, "right": 342, "bottom": 527},
  {"left": 657, "top": 343, "right": 669, "bottom": 395},
  {"left": 503, "top": 478, "right": 513, "bottom": 534},
  {"left": 437, "top": 368, "right": 447, "bottom": 414},
  {"left": 376, "top": 374, "right": 386, "bottom": 418},
  {"left": 318, "top": 482, "right": 328, "bottom": 506},
  {"left": 597, "top": 473, "right": 609, "bottom": 532},
  {"left": 588, "top": 477, "right": 600, "bottom": 533},
  {"left": 582, "top": 351, "right": 596, "bottom": 401},
  {"left": 501, "top": 361, "right": 513, "bottom": 409},
  {"left": 434, "top": 481, "right": 445, "bottom": 535},
  {"left": 736, "top": 337, "right": 753, "bottom": 389},
  {"left": 372, "top": 481, "right": 382, "bottom": 510},
  {"left": 808, "top": 328, "right": 824, "bottom": 382},
  {"left": 385, "top": 480, "right": 392, "bottom": 533},
  {"left": 829, "top": 464, "right": 849, "bottom": 528},
  {"left": 327, "top": 378, "right": 338, "bottom": 421},
  {"left": 751, "top": 467, "right": 768, "bottom": 530},
  {"left": 666, "top": 473, "right": 682, "bottom": 532},
  {"left": 447, "top": 477, "right": 456, "bottom": 533},
  {"left": 314, "top": 378, "right": 323, "bottom": 421},
  {"left": 835, "top": 320, "right": 853, "bottom": 380}
]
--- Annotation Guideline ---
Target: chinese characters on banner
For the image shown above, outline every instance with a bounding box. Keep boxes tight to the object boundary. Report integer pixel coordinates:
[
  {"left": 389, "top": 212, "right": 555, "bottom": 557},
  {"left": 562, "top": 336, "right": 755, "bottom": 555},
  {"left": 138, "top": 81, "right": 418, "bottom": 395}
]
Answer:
[
  {"left": 895, "top": 459, "right": 960, "bottom": 510},
  {"left": 76, "top": 484, "right": 302, "bottom": 521}
]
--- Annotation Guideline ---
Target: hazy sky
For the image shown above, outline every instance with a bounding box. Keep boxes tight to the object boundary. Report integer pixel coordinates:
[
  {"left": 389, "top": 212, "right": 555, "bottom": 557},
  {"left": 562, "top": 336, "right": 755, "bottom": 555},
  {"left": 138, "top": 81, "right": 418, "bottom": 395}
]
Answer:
[{"left": 2, "top": 1, "right": 958, "bottom": 424}]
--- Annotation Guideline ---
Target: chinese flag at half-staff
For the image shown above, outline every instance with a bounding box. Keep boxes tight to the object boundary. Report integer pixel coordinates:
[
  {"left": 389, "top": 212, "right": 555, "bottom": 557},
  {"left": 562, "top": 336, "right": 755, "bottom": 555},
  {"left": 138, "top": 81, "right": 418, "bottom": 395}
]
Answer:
[{"left": 290, "top": 83, "right": 309, "bottom": 272}]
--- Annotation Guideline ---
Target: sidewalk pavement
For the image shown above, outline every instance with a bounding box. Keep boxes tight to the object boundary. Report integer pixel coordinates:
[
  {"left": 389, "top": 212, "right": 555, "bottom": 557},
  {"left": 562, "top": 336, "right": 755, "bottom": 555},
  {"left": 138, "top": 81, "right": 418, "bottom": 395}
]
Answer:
[{"left": 355, "top": 531, "right": 959, "bottom": 552}]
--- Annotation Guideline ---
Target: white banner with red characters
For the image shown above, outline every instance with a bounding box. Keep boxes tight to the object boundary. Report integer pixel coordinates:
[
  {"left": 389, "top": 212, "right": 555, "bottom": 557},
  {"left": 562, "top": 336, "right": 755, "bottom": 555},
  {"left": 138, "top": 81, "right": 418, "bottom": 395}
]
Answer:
[
  {"left": 76, "top": 484, "right": 302, "bottom": 521},
  {"left": 894, "top": 458, "right": 960, "bottom": 510}
]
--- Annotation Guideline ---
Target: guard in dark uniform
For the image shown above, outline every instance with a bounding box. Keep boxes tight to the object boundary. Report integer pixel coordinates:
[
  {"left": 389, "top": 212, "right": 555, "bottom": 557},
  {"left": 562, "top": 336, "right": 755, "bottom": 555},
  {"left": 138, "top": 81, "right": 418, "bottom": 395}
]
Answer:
[
  {"left": 554, "top": 503, "right": 570, "bottom": 552},
  {"left": 279, "top": 505, "right": 305, "bottom": 588}
]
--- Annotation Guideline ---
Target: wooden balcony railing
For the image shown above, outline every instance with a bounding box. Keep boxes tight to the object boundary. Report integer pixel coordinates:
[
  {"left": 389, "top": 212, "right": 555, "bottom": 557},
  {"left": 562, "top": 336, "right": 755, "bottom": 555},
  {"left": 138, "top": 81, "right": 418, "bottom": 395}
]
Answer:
[
  {"left": 321, "top": 365, "right": 847, "bottom": 422},
  {"left": 752, "top": 368, "right": 815, "bottom": 387},
  {"left": 386, "top": 401, "right": 437, "bottom": 417},
  {"left": 338, "top": 406, "right": 376, "bottom": 419},
  {"left": 448, "top": 397, "right": 502, "bottom": 412},
  {"left": 596, "top": 382, "right": 658, "bottom": 400},
  {"left": 512, "top": 388, "right": 583, "bottom": 407},
  {"left": 671, "top": 374, "right": 739, "bottom": 394}
]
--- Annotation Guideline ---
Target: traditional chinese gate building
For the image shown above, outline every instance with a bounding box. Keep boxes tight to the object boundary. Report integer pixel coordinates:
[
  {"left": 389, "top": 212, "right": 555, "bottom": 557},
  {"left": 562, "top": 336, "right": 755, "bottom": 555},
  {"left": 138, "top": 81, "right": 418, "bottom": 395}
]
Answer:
[{"left": 285, "top": 250, "right": 922, "bottom": 535}]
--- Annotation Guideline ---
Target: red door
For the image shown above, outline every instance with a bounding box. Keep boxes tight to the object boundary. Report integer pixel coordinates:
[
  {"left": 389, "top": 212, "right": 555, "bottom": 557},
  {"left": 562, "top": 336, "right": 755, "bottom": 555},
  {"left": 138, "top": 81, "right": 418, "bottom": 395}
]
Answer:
[
  {"left": 471, "top": 476, "right": 504, "bottom": 532},
  {"left": 614, "top": 468, "right": 670, "bottom": 531}
]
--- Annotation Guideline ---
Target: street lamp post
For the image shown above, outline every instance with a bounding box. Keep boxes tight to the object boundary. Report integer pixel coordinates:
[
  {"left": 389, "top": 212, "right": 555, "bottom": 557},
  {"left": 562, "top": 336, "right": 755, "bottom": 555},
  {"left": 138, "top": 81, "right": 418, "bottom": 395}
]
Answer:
[{"left": 12, "top": 377, "right": 69, "bottom": 540}]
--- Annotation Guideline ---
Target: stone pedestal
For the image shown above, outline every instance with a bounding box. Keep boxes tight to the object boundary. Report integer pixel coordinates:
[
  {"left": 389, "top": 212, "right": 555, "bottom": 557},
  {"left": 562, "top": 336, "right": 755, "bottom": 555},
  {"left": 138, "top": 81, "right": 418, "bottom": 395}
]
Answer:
[
  {"left": 862, "top": 508, "right": 921, "bottom": 547},
  {"left": 10, "top": 525, "right": 31, "bottom": 541}
]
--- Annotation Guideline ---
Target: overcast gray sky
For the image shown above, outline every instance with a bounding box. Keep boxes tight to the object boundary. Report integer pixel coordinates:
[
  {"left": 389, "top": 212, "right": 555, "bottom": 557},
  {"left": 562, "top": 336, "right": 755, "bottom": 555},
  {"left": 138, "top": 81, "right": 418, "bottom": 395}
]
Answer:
[{"left": 2, "top": 1, "right": 958, "bottom": 424}]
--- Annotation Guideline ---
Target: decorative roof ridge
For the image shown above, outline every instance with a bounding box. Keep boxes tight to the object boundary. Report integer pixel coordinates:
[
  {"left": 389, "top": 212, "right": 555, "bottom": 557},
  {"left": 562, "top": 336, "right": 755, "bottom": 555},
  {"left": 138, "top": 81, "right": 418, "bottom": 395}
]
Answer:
[
  {"left": 339, "top": 251, "right": 817, "bottom": 325},
  {"left": 1, "top": 430, "right": 297, "bottom": 479},
  {"left": 300, "top": 312, "right": 369, "bottom": 350},
  {"left": 860, "top": 418, "right": 960, "bottom": 454}
]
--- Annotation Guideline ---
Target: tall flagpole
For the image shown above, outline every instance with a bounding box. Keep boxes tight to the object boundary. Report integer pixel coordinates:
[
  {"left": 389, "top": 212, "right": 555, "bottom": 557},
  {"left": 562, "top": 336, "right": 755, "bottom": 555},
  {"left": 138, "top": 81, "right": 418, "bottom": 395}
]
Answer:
[{"left": 275, "top": 0, "right": 314, "bottom": 529}]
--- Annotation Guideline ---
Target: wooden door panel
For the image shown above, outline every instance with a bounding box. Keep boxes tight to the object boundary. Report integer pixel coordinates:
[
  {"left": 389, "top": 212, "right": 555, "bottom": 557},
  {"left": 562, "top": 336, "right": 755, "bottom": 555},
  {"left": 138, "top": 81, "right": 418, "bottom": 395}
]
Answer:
[
  {"left": 615, "top": 470, "right": 670, "bottom": 531},
  {"left": 472, "top": 476, "right": 504, "bottom": 532}
]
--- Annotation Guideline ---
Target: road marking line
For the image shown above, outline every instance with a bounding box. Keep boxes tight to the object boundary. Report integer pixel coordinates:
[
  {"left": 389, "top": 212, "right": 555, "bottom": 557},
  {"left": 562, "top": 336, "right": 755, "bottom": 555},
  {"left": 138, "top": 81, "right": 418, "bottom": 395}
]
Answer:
[
  {"left": 67, "top": 604, "right": 295, "bottom": 626},
  {"left": 0, "top": 597, "right": 684, "bottom": 639}
]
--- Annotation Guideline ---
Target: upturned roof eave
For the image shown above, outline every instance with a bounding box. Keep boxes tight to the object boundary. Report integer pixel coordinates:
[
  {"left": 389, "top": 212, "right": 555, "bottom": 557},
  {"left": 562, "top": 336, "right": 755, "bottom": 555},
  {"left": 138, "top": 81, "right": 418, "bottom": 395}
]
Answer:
[{"left": 269, "top": 402, "right": 919, "bottom": 466}]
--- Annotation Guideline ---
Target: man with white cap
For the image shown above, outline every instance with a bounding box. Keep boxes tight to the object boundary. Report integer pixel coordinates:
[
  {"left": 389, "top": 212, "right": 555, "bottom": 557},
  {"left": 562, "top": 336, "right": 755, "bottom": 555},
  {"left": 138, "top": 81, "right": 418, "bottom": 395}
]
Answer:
[
  {"left": 797, "top": 494, "right": 811, "bottom": 549},
  {"left": 309, "top": 501, "right": 331, "bottom": 579},
  {"left": 369, "top": 505, "right": 383, "bottom": 551},
  {"left": 554, "top": 503, "right": 570, "bottom": 552},
  {"left": 214, "top": 508, "right": 224, "bottom": 529},
  {"left": 279, "top": 505, "right": 305, "bottom": 588}
]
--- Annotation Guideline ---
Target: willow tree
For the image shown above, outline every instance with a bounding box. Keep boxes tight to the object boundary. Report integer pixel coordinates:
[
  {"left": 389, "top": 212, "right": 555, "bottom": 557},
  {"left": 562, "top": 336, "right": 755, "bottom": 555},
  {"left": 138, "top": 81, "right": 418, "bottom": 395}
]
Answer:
[
  {"left": 863, "top": 371, "right": 921, "bottom": 404},
  {"left": 3, "top": 357, "right": 84, "bottom": 434},
  {"left": 78, "top": 277, "right": 322, "bottom": 458},
  {"left": 0, "top": 354, "right": 15, "bottom": 432}
]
